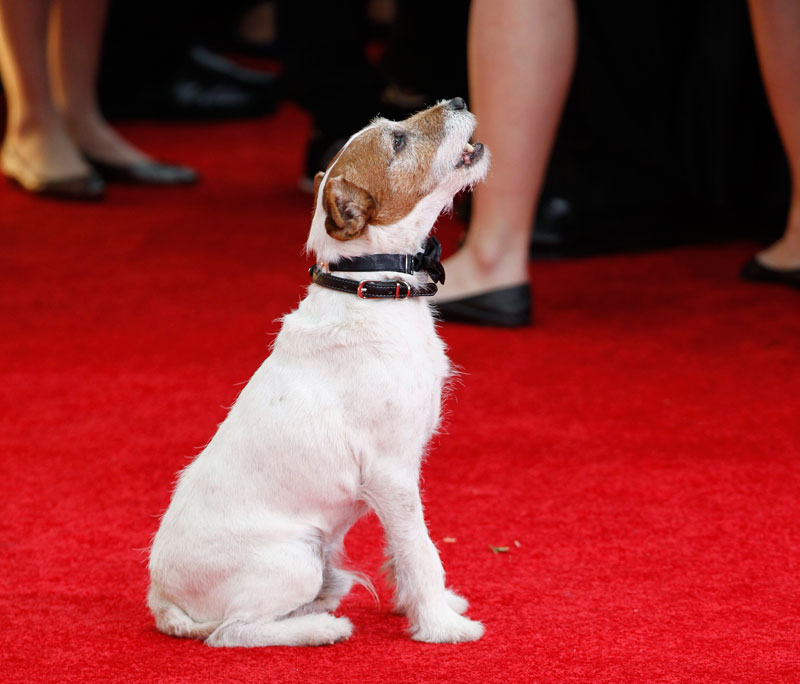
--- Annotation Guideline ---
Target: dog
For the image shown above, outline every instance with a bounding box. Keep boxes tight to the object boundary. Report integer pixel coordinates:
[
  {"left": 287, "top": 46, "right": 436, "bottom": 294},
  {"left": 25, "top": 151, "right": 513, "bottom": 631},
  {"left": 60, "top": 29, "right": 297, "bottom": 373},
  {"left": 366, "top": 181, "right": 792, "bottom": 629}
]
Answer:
[{"left": 147, "top": 98, "right": 490, "bottom": 647}]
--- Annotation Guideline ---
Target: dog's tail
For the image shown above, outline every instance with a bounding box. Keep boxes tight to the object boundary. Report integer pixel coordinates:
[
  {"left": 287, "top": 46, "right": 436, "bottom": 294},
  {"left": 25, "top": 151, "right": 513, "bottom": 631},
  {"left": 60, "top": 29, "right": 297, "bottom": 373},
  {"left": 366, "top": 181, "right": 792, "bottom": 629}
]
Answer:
[
  {"left": 148, "top": 587, "right": 222, "bottom": 640},
  {"left": 349, "top": 569, "right": 379, "bottom": 606}
]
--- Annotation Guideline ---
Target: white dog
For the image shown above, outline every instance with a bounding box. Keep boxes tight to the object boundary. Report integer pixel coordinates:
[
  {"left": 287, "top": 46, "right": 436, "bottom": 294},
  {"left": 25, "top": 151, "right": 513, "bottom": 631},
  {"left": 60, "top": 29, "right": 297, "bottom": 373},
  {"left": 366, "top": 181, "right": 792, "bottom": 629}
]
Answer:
[{"left": 148, "top": 98, "right": 490, "bottom": 647}]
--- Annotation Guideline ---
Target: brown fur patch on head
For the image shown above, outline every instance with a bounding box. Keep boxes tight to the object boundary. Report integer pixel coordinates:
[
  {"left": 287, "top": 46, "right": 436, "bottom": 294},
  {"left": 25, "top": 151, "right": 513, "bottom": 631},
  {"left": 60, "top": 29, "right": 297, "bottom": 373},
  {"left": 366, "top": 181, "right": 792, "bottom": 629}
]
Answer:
[
  {"left": 322, "top": 175, "right": 377, "bottom": 241},
  {"left": 323, "top": 104, "right": 449, "bottom": 228}
]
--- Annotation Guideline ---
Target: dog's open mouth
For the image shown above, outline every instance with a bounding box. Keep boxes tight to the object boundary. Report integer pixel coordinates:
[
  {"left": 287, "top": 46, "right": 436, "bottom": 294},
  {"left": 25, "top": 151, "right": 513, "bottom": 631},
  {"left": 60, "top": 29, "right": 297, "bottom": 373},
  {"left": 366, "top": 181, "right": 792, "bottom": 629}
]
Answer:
[{"left": 455, "top": 141, "right": 485, "bottom": 169}]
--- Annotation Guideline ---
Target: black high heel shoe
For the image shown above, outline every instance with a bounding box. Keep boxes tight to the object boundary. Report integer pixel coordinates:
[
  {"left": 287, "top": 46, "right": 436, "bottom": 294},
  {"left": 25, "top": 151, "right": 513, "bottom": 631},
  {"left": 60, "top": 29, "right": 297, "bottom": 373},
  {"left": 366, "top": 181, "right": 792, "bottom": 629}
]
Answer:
[
  {"left": 1, "top": 146, "right": 105, "bottom": 201},
  {"left": 83, "top": 153, "right": 198, "bottom": 185}
]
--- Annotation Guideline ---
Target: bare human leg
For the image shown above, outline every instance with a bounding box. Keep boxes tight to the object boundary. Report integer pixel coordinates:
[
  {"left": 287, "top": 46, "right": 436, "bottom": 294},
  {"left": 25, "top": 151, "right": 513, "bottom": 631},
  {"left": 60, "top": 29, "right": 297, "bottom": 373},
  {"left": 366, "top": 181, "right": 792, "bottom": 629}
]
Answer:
[
  {"left": 0, "top": 0, "right": 91, "bottom": 179},
  {"left": 749, "top": 0, "right": 800, "bottom": 270},
  {"left": 435, "top": 0, "right": 577, "bottom": 302},
  {"left": 49, "top": 0, "right": 150, "bottom": 166}
]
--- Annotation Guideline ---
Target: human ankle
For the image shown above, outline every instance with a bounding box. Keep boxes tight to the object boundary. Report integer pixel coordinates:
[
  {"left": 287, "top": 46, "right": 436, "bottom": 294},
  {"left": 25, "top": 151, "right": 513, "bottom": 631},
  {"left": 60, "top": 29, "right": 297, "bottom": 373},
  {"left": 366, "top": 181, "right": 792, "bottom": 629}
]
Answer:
[
  {"left": 758, "top": 231, "right": 800, "bottom": 269},
  {"left": 465, "top": 237, "right": 528, "bottom": 283},
  {"left": 784, "top": 205, "right": 800, "bottom": 243},
  {"left": 61, "top": 106, "right": 104, "bottom": 142},
  {"left": 5, "top": 109, "right": 63, "bottom": 146}
]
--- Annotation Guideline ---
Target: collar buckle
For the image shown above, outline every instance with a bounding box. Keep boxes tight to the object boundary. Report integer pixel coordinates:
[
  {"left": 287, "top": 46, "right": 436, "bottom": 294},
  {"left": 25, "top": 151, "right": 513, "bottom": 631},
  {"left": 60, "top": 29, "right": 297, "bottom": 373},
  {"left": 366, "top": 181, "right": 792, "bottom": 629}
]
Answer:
[
  {"left": 356, "top": 280, "right": 373, "bottom": 299},
  {"left": 356, "top": 280, "right": 411, "bottom": 299},
  {"left": 395, "top": 281, "right": 411, "bottom": 299}
]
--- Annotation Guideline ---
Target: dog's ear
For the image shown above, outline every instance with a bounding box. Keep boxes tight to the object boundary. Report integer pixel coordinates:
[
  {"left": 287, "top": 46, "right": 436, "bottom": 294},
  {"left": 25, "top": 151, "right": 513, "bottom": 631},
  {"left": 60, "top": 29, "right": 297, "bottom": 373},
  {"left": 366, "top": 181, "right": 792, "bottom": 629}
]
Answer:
[
  {"left": 313, "top": 171, "right": 324, "bottom": 207},
  {"left": 322, "top": 175, "right": 376, "bottom": 241}
]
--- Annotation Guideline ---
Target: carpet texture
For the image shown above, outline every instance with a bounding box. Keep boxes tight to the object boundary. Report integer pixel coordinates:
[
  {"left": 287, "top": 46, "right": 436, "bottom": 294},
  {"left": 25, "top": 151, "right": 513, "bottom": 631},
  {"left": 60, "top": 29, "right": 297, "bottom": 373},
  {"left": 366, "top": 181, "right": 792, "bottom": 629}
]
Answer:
[{"left": 1, "top": 105, "right": 799, "bottom": 684}]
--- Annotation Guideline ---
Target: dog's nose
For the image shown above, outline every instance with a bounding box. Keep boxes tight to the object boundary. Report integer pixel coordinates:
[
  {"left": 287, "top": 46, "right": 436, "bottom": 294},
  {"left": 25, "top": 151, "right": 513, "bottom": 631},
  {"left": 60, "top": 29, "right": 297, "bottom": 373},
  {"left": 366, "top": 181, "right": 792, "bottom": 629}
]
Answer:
[{"left": 449, "top": 97, "right": 467, "bottom": 111}]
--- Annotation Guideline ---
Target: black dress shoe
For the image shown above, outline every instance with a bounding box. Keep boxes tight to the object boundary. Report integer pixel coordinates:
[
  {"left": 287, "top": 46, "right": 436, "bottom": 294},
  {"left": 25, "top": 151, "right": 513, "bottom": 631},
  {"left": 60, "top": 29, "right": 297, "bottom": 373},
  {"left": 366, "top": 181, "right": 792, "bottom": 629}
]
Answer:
[
  {"left": 102, "top": 45, "right": 280, "bottom": 121},
  {"left": 741, "top": 257, "right": 800, "bottom": 290},
  {"left": 84, "top": 154, "right": 198, "bottom": 185},
  {"left": 1, "top": 147, "right": 106, "bottom": 201},
  {"left": 187, "top": 45, "right": 276, "bottom": 89},
  {"left": 433, "top": 284, "right": 533, "bottom": 327}
]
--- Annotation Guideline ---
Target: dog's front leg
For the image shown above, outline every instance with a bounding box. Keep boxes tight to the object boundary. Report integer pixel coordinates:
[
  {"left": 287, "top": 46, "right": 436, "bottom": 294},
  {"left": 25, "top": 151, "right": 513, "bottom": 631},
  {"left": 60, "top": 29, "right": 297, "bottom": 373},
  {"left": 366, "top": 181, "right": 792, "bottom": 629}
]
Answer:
[{"left": 364, "top": 467, "right": 484, "bottom": 643}]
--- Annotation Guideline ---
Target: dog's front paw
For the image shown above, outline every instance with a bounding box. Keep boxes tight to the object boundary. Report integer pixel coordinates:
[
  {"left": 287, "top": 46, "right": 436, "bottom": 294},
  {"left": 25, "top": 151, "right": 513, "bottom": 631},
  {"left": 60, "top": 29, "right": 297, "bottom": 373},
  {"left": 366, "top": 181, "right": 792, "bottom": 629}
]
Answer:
[
  {"left": 444, "top": 588, "right": 469, "bottom": 615},
  {"left": 411, "top": 609, "right": 485, "bottom": 644}
]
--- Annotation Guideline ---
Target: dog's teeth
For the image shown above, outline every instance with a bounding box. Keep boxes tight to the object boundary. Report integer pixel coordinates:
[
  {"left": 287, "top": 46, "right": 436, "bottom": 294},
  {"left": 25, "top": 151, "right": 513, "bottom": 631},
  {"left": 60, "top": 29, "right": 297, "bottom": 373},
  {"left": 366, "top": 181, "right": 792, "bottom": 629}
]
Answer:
[{"left": 456, "top": 141, "right": 479, "bottom": 168}]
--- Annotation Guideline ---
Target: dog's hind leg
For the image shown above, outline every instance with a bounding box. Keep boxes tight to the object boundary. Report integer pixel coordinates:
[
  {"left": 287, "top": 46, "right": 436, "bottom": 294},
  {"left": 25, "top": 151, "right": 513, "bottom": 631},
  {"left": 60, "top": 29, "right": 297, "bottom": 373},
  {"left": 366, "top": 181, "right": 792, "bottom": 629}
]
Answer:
[
  {"left": 148, "top": 586, "right": 222, "bottom": 639},
  {"left": 205, "top": 538, "right": 354, "bottom": 647},
  {"left": 288, "top": 559, "right": 375, "bottom": 617},
  {"left": 207, "top": 612, "right": 353, "bottom": 647}
]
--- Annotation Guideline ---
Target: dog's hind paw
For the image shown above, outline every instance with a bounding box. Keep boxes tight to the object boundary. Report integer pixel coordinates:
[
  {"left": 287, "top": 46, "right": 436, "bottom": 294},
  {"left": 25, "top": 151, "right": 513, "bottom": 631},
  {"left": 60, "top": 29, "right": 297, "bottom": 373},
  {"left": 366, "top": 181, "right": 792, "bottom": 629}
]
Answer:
[
  {"left": 444, "top": 588, "right": 469, "bottom": 615},
  {"left": 206, "top": 613, "right": 353, "bottom": 647},
  {"left": 411, "top": 610, "right": 484, "bottom": 644}
]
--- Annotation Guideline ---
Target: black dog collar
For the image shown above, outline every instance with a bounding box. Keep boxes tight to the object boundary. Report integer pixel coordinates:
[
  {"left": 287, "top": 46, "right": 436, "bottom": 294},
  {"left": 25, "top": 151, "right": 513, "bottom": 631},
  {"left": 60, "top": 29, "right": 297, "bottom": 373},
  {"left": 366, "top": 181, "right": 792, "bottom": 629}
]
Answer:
[{"left": 309, "top": 237, "right": 444, "bottom": 299}]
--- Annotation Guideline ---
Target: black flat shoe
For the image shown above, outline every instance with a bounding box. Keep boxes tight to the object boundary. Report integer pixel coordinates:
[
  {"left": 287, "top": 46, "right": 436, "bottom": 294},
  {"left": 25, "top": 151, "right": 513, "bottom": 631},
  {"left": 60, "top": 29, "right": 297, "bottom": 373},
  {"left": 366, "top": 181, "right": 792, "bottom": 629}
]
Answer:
[
  {"left": 1, "top": 147, "right": 106, "bottom": 201},
  {"left": 84, "top": 155, "right": 198, "bottom": 185},
  {"left": 741, "top": 257, "right": 800, "bottom": 290},
  {"left": 433, "top": 284, "right": 532, "bottom": 327}
]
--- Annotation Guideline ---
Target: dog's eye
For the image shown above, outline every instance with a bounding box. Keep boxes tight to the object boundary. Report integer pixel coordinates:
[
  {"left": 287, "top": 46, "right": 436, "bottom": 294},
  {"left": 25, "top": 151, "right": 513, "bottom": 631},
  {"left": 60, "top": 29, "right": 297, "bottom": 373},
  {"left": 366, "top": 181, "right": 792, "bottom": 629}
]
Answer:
[{"left": 392, "top": 132, "right": 406, "bottom": 152}]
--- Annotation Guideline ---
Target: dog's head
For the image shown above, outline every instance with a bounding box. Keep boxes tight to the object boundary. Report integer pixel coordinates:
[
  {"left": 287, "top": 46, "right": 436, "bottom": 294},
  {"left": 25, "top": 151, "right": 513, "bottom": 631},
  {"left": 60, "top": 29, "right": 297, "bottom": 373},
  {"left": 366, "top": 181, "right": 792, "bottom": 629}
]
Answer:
[{"left": 307, "top": 98, "right": 489, "bottom": 263}]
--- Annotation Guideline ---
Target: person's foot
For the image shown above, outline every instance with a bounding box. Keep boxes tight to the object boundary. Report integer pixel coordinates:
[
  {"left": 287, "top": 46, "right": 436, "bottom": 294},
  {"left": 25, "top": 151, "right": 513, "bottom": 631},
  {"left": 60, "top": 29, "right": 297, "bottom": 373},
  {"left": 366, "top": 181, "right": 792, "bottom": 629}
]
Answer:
[
  {"left": 3, "top": 119, "right": 92, "bottom": 181},
  {"left": 754, "top": 233, "right": 800, "bottom": 270},
  {"left": 64, "top": 110, "right": 198, "bottom": 186},
  {"left": 433, "top": 243, "right": 528, "bottom": 303},
  {"left": 1, "top": 121, "right": 105, "bottom": 200},
  {"left": 431, "top": 243, "right": 532, "bottom": 326},
  {"left": 65, "top": 111, "right": 151, "bottom": 167}
]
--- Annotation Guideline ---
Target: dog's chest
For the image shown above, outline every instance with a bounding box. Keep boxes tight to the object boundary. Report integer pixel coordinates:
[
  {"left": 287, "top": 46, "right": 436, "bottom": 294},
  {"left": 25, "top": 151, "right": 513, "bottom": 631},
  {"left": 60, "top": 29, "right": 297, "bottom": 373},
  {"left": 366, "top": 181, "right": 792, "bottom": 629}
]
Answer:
[
  {"left": 275, "top": 293, "right": 449, "bottom": 445},
  {"left": 332, "top": 327, "right": 447, "bottom": 458}
]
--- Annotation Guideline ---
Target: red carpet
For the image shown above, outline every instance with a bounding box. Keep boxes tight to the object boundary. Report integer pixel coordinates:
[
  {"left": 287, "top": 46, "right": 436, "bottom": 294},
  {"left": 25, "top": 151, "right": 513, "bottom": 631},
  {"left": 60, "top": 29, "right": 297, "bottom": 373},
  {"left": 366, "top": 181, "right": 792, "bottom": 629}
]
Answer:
[{"left": 1, "top": 105, "right": 799, "bottom": 683}]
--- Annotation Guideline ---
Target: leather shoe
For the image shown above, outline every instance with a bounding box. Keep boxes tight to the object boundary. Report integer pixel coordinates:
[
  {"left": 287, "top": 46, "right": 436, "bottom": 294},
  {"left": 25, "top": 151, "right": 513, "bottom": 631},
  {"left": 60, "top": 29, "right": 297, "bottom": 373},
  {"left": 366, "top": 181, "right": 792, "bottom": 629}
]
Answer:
[
  {"left": 433, "top": 284, "right": 532, "bottom": 327},
  {"left": 102, "top": 45, "right": 279, "bottom": 121},
  {"left": 1, "top": 146, "right": 105, "bottom": 201},
  {"left": 741, "top": 257, "right": 800, "bottom": 290},
  {"left": 84, "top": 154, "right": 198, "bottom": 185}
]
